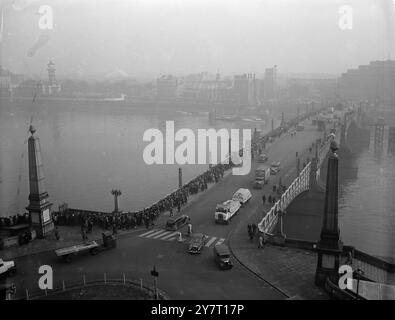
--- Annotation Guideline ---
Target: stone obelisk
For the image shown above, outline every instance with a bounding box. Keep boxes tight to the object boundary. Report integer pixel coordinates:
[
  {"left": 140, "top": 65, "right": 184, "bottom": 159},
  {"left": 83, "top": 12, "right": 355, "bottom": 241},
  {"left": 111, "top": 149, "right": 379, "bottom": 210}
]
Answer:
[
  {"left": 26, "top": 125, "right": 54, "bottom": 238},
  {"left": 315, "top": 140, "right": 343, "bottom": 286}
]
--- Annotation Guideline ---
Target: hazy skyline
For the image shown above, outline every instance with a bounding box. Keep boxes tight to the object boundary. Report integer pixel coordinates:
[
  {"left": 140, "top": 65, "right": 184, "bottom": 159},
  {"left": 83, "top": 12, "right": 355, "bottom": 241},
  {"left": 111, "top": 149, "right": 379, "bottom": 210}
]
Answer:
[{"left": 0, "top": 0, "right": 394, "bottom": 78}]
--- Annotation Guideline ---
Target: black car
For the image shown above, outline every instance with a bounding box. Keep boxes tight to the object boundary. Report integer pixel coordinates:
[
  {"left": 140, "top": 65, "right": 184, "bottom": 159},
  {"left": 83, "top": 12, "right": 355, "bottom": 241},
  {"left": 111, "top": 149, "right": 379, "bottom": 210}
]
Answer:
[{"left": 188, "top": 233, "right": 207, "bottom": 254}]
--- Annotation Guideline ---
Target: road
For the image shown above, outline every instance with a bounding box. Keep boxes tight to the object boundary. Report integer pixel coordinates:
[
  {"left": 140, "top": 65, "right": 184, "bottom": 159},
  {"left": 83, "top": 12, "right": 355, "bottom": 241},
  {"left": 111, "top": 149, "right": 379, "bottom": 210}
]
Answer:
[{"left": 9, "top": 116, "right": 325, "bottom": 300}]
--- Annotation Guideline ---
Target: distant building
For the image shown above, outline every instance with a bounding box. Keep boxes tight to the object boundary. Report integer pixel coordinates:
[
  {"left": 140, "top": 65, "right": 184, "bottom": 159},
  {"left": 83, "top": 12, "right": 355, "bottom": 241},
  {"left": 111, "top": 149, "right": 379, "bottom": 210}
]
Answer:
[
  {"left": 263, "top": 66, "right": 277, "bottom": 101},
  {"left": 340, "top": 60, "right": 395, "bottom": 105},
  {"left": 41, "top": 61, "right": 61, "bottom": 95},
  {"left": 179, "top": 72, "right": 233, "bottom": 102},
  {"left": 284, "top": 77, "right": 337, "bottom": 102},
  {"left": 233, "top": 73, "right": 260, "bottom": 105},
  {"left": 0, "top": 66, "right": 23, "bottom": 98},
  {"left": 156, "top": 75, "right": 178, "bottom": 99}
]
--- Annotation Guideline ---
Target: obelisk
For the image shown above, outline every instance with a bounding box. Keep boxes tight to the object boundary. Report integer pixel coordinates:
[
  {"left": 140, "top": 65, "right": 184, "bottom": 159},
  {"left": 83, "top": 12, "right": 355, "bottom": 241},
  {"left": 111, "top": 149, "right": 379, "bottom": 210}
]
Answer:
[
  {"left": 26, "top": 125, "right": 54, "bottom": 238},
  {"left": 315, "top": 140, "right": 343, "bottom": 286}
]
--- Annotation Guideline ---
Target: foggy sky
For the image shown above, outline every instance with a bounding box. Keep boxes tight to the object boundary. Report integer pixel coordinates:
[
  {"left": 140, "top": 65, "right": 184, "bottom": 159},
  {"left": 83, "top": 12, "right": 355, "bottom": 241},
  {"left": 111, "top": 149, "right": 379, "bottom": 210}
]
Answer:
[{"left": 0, "top": 0, "right": 394, "bottom": 78}]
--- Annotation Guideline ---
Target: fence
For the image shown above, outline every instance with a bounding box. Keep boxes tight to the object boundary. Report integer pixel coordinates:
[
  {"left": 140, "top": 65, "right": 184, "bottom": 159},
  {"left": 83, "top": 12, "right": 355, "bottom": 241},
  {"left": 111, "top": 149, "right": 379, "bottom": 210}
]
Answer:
[{"left": 11, "top": 272, "right": 169, "bottom": 300}]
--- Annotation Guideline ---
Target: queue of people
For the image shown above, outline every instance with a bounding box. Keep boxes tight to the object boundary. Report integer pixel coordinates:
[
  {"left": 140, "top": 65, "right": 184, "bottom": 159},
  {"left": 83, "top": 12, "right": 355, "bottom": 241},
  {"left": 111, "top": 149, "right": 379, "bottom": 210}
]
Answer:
[
  {"left": 0, "top": 213, "right": 30, "bottom": 228},
  {"left": 53, "top": 163, "right": 232, "bottom": 233}
]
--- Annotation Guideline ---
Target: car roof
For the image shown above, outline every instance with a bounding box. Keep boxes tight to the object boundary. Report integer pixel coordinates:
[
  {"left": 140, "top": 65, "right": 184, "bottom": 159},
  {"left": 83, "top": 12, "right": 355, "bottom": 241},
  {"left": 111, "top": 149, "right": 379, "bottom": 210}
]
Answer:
[
  {"left": 167, "top": 214, "right": 188, "bottom": 223},
  {"left": 214, "top": 244, "right": 230, "bottom": 255},
  {"left": 192, "top": 233, "right": 204, "bottom": 238}
]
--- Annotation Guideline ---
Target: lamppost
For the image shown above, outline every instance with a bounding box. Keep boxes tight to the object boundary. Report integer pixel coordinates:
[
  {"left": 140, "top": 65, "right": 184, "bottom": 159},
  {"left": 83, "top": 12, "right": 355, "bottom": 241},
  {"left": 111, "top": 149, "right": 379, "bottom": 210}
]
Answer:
[
  {"left": 150, "top": 265, "right": 159, "bottom": 300},
  {"left": 111, "top": 189, "right": 122, "bottom": 214}
]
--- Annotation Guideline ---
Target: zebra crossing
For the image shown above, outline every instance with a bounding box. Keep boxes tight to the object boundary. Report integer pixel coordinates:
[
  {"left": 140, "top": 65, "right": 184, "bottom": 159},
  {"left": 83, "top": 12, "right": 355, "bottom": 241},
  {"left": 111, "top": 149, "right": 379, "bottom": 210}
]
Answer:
[{"left": 138, "top": 228, "right": 226, "bottom": 247}]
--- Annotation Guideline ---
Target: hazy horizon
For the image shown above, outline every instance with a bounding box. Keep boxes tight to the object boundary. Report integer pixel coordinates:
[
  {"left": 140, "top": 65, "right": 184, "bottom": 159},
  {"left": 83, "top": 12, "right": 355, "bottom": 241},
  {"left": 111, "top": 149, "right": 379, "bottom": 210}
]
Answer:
[{"left": 1, "top": 0, "right": 394, "bottom": 78}]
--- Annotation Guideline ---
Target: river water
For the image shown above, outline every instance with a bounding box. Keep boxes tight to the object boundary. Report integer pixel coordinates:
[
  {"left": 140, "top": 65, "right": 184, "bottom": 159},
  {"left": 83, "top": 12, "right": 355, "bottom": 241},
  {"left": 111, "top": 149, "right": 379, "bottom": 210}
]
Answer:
[{"left": 0, "top": 101, "right": 393, "bottom": 260}]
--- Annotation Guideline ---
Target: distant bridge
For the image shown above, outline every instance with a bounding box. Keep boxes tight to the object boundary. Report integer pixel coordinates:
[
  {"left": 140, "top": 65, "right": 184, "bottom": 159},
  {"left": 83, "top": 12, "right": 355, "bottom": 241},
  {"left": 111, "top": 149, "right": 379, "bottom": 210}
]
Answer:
[{"left": 258, "top": 106, "right": 360, "bottom": 234}]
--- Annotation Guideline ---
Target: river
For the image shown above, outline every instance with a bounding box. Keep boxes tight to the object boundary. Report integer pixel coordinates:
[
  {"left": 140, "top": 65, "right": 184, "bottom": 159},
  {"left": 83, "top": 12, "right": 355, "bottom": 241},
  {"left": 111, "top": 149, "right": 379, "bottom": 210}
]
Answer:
[{"left": 0, "top": 100, "right": 393, "bottom": 260}]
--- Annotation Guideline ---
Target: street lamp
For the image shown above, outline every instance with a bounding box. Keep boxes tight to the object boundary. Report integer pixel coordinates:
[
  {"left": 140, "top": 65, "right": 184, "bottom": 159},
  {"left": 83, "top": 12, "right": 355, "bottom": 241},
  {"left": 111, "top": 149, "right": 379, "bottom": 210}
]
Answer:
[{"left": 151, "top": 265, "right": 159, "bottom": 300}]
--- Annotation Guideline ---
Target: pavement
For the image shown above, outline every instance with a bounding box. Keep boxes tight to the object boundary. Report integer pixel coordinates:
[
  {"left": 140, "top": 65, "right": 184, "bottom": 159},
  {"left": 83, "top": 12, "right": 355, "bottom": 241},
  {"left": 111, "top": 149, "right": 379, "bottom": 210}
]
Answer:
[
  {"left": 1, "top": 113, "right": 333, "bottom": 300},
  {"left": 0, "top": 225, "right": 144, "bottom": 261}
]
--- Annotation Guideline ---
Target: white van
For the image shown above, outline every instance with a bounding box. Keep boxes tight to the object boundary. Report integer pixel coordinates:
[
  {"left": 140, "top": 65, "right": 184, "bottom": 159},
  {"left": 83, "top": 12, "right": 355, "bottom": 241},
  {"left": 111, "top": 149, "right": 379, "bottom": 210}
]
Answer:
[
  {"left": 215, "top": 200, "right": 241, "bottom": 224},
  {"left": 232, "top": 188, "right": 252, "bottom": 205}
]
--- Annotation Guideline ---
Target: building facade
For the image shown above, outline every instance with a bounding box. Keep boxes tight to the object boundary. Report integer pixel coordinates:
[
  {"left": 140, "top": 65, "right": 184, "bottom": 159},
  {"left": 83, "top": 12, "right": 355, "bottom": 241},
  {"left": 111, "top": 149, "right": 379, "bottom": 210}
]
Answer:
[{"left": 340, "top": 60, "right": 395, "bottom": 105}]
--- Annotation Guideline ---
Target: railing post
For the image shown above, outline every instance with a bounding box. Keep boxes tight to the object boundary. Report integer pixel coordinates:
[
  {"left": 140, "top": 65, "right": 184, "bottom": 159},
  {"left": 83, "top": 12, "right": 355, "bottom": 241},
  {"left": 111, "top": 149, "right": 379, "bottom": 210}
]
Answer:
[
  {"left": 62, "top": 280, "right": 65, "bottom": 291},
  {"left": 25, "top": 289, "right": 29, "bottom": 300},
  {"left": 104, "top": 272, "right": 107, "bottom": 284},
  {"left": 83, "top": 274, "right": 86, "bottom": 286},
  {"left": 140, "top": 278, "right": 143, "bottom": 289},
  {"left": 123, "top": 273, "right": 126, "bottom": 285}
]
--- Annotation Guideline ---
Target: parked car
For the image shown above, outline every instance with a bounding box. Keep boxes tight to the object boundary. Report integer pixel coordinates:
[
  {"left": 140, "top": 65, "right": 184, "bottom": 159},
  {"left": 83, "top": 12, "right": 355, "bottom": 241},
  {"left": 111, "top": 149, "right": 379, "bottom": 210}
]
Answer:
[
  {"left": 270, "top": 161, "right": 281, "bottom": 175},
  {"left": 188, "top": 233, "right": 208, "bottom": 254},
  {"left": 213, "top": 244, "right": 233, "bottom": 270},
  {"left": 165, "top": 214, "right": 190, "bottom": 231},
  {"left": 271, "top": 161, "right": 281, "bottom": 168},
  {"left": 257, "top": 153, "right": 268, "bottom": 163},
  {"left": 0, "top": 258, "right": 16, "bottom": 278},
  {"left": 232, "top": 188, "right": 252, "bottom": 205}
]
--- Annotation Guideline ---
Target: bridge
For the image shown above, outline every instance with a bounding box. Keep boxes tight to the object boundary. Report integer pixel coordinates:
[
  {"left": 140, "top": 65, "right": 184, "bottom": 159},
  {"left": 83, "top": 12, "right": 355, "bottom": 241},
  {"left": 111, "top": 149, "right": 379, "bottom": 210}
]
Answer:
[
  {"left": 257, "top": 104, "right": 395, "bottom": 299},
  {"left": 257, "top": 106, "right": 357, "bottom": 234}
]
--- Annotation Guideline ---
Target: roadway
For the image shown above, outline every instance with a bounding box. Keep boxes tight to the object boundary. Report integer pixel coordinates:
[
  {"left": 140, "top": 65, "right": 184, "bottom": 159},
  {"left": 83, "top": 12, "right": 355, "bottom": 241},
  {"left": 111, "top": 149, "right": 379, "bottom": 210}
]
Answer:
[{"left": 9, "top": 116, "right": 326, "bottom": 300}]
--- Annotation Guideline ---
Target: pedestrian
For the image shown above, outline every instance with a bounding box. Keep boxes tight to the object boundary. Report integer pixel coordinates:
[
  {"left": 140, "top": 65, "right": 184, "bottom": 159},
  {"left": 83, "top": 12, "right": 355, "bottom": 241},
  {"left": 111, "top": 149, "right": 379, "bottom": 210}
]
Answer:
[
  {"left": 144, "top": 217, "right": 150, "bottom": 229},
  {"left": 112, "top": 223, "right": 118, "bottom": 235},
  {"left": 262, "top": 195, "right": 266, "bottom": 205},
  {"left": 272, "top": 196, "right": 276, "bottom": 204},
  {"left": 54, "top": 227, "right": 60, "bottom": 241},
  {"left": 258, "top": 234, "right": 264, "bottom": 249},
  {"left": 187, "top": 223, "right": 192, "bottom": 235},
  {"left": 252, "top": 224, "right": 257, "bottom": 237}
]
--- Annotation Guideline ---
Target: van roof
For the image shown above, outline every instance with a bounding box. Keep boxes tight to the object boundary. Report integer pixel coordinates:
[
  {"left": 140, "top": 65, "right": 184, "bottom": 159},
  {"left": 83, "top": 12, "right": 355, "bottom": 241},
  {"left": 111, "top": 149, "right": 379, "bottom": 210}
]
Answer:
[
  {"left": 214, "top": 244, "right": 230, "bottom": 255},
  {"left": 167, "top": 214, "right": 188, "bottom": 223},
  {"left": 234, "top": 188, "right": 250, "bottom": 195},
  {"left": 217, "top": 199, "right": 238, "bottom": 208}
]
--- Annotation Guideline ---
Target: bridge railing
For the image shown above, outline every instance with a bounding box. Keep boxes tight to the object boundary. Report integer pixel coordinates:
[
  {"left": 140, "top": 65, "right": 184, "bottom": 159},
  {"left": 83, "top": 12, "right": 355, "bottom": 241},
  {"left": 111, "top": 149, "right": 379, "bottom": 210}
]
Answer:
[
  {"left": 258, "top": 133, "right": 336, "bottom": 234},
  {"left": 258, "top": 162, "right": 311, "bottom": 233}
]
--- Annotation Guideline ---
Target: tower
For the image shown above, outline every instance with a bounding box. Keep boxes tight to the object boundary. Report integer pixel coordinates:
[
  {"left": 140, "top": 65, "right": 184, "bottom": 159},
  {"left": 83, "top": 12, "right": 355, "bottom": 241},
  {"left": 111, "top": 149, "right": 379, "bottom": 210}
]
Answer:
[
  {"left": 315, "top": 140, "right": 343, "bottom": 286},
  {"left": 26, "top": 125, "right": 54, "bottom": 238}
]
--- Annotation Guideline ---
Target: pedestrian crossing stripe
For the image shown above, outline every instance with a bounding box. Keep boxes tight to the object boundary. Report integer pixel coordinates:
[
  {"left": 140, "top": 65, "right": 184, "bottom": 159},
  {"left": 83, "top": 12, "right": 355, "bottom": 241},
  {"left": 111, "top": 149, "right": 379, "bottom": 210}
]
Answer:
[
  {"left": 145, "top": 230, "right": 166, "bottom": 238},
  {"left": 152, "top": 230, "right": 172, "bottom": 239},
  {"left": 138, "top": 229, "right": 225, "bottom": 247},
  {"left": 161, "top": 232, "right": 179, "bottom": 240},
  {"left": 205, "top": 237, "right": 217, "bottom": 247},
  {"left": 139, "top": 229, "right": 160, "bottom": 237}
]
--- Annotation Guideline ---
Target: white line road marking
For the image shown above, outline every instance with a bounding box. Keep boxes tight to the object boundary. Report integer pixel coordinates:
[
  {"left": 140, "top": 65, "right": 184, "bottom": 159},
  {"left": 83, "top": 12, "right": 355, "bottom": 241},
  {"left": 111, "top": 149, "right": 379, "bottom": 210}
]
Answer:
[
  {"left": 215, "top": 238, "right": 225, "bottom": 246},
  {"left": 161, "top": 231, "right": 179, "bottom": 240},
  {"left": 145, "top": 230, "right": 167, "bottom": 238},
  {"left": 167, "top": 237, "right": 177, "bottom": 241},
  {"left": 205, "top": 237, "right": 217, "bottom": 247},
  {"left": 152, "top": 230, "right": 172, "bottom": 239},
  {"left": 139, "top": 229, "right": 159, "bottom": 237}
]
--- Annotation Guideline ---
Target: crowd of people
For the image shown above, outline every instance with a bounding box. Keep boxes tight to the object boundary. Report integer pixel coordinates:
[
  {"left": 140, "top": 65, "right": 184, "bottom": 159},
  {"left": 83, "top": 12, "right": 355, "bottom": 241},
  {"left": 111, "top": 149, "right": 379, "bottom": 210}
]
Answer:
[
  {"left": 53, "top": 163, "right": 232, "bottom": 235},
  {"left": 0, "top": 213, "right": 30, "bottom": 228}
]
